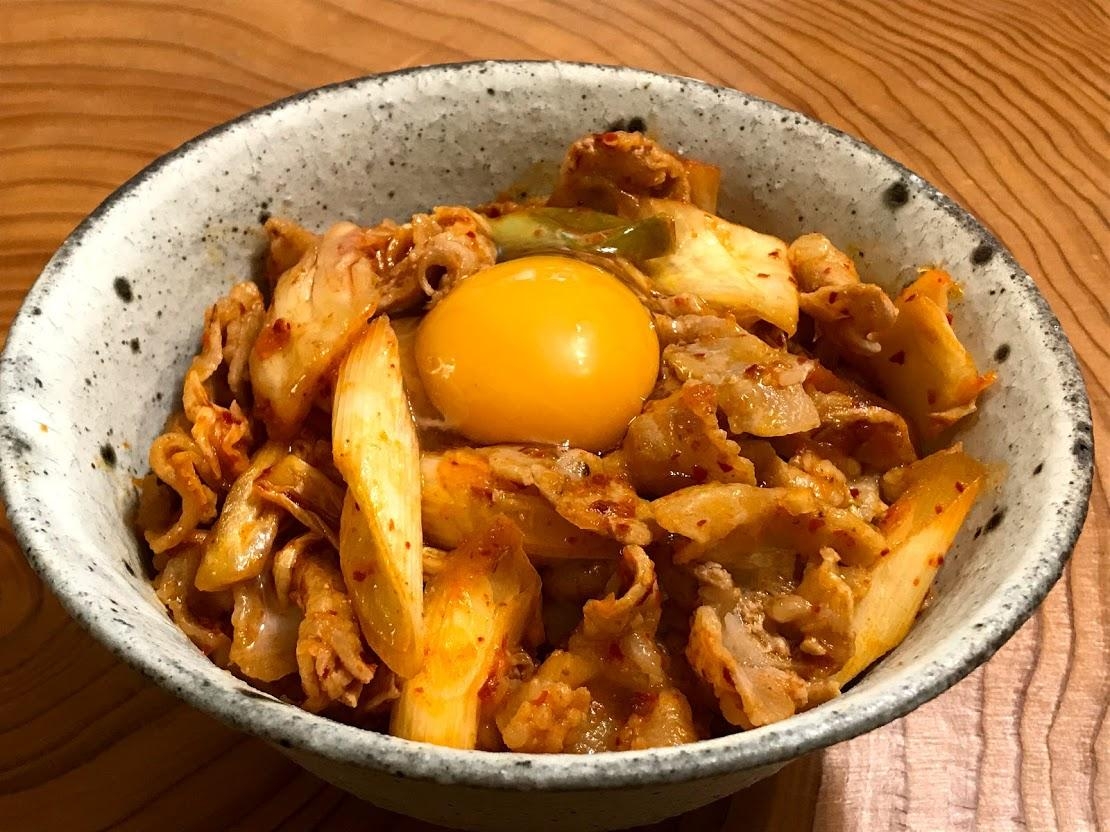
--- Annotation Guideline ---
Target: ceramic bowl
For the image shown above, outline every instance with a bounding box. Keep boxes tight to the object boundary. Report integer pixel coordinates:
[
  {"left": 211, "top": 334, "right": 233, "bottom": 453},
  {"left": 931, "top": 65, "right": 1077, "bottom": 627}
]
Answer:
[{"left": 0, "top": 62, "right": 1093, "bottom": 831}]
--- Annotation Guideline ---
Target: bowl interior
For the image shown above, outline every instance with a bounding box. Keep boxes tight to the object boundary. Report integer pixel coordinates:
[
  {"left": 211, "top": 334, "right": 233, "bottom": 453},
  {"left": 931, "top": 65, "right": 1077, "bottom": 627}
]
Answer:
[{"left": 0, "top": 61, "right": 1092, "bottom": 789}]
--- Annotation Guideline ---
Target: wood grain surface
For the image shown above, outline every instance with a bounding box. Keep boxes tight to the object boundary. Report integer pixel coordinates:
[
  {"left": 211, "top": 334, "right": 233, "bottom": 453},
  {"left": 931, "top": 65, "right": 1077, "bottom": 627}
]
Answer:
[{"left": 0, "top": 1, "right": 1107, "bottom": 830}]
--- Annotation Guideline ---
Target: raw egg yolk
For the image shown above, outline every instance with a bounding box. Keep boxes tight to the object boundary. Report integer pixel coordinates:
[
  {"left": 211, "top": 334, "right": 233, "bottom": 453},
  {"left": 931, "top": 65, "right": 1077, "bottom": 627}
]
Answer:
[{"left": 415, "top": 255, "right": 660, "bottom": 452}]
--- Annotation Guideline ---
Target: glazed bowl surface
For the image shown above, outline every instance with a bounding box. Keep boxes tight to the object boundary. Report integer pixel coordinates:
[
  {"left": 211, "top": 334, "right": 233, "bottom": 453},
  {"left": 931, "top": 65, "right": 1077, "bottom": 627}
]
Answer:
[{"left": 0, "top": 61, "right": 1092, "bottom": 832}]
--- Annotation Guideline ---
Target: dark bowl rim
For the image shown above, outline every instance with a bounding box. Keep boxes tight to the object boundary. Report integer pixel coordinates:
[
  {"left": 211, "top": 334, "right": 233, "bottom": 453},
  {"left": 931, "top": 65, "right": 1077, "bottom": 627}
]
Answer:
[{"left": 0, "top": 59, "right": 1094, "bottom": 791}]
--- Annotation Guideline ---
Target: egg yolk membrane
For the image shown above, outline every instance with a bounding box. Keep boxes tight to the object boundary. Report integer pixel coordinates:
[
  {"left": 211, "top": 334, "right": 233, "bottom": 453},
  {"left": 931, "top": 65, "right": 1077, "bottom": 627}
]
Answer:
[{"left": 415, "top": 255, "right": 660, "bottom": 452}]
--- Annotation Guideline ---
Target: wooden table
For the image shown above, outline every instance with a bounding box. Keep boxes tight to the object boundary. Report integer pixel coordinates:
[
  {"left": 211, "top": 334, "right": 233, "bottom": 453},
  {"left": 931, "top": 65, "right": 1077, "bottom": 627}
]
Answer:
[{"left": 1, "top": 2, "right": 1106, "bottom": 829}]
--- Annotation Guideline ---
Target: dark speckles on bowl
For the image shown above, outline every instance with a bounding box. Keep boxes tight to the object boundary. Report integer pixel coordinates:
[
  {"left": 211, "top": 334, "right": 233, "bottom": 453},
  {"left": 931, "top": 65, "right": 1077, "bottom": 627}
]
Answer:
[
  {"left": 98, "top": 444, "right": 117, "bottom": 467},
  {"left": 983, "top": 509, "right": 1006, "bottom": 534},
  {"left": 5, "top": 429, "right": 32, "bottom": 456},
  {"left": 971, "top": 242, "right": 995, "bottom": 265},
  {"left": 607, "top": 115, "right": 647, "bottom": 133},
  {"left": 0, "top": 61, "right": 1093, "bottom": 832},
  {"left": 1072, "top": 434, "right": 1093, "bottom": 464},
  {"left": 113, "top": 276, "right": 133, "bottom": 302},
  {"left": 883, "top": 180, "right": 910, "bottom": 208}
]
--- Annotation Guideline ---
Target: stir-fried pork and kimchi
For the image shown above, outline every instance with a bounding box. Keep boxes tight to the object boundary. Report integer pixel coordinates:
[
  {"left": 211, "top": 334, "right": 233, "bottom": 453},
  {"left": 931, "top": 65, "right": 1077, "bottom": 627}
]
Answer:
[{"left": 137, "top": 130, "right": 995, "bottom": 752}]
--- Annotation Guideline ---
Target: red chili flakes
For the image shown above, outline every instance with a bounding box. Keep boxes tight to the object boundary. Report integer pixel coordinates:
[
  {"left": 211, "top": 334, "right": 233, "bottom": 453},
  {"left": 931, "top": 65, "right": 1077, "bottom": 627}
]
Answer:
[
  {"left": 828, "top": 290, "right": 839, "bottom": 303},
  {"left": 936, "top": 555, "right": 946, "bottom": 566},
  {"left": 934, "top": 504, "right": 944, "bottom": 514},
  {"left": 696, "top": 518, "right": 708, "bottom": 527},
  {"left": 879, "top": 547, "right": 891, "bottom": 557},
  {"left": 905, "top": 293, "right": 918, "bottom": 302},
  {"left": 352, "top": 570, "right": 367, "bottom": 582},
  {"left": 888, "top": 350, "right": 907, "bottom": 365},
  {"left": 807, "top": 516, "right": 826, "bottom": 532},
  {"left": 756, "top": 272, "right": 771, "bottom": 279},
  {"left": 955, "top": 480, "right": 967, "bottom": 493},
  {"left": 388, "top": 518, "right": 396, "bottom": 531},
  {"left": 768, "top": 250, "right": 782, "bottom": 258},
  {"left": 404, "top": 541, "right": 412, "bottom": 549},
  {"left": 812, "top": 604, "right": 822, "bottom": 614},
  {"left": 532, "top": 689, "right": 550, "bottom": 706},
  {"left": 630, "top": 691, "right": 659, "bottom": 716},
  {"left": 927, "top": 389, "right": 938, "bottom": 405},
  {"left": 849, "top": 487, "right": 860, "bottom": 498},
  {"left": 722, "top": 667, "right": 735, "bottom": 686},
  {"left": 718, "top": 461, "right": 734, "bottom": 472},
  {"left": 743, "top": 364, "right": 761, "bottom": 379},
  {"left": 912, "top": 577, "right": 920, "bottom": 586},
  {"left": 589, "top": 499, "right": 622, "bottom": 517},
  {"left": 946, "top": 311, "right": 954, "bottom": 325},
  {"left": 478, "top": 673, "right": 500, "bottom": 702},
  {"left": 691, "top": 464, "right": 708, "bottom": 483},
  {"left": 254, "top": 317, "right": 292, "bottom": 357}
]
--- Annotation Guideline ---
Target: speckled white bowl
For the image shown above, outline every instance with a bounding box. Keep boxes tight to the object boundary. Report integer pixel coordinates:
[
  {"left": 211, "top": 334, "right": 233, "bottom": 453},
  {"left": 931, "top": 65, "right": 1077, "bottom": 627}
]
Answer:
[{"left": 0, "top": 62, "right": 1093, "bottom": 831}]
